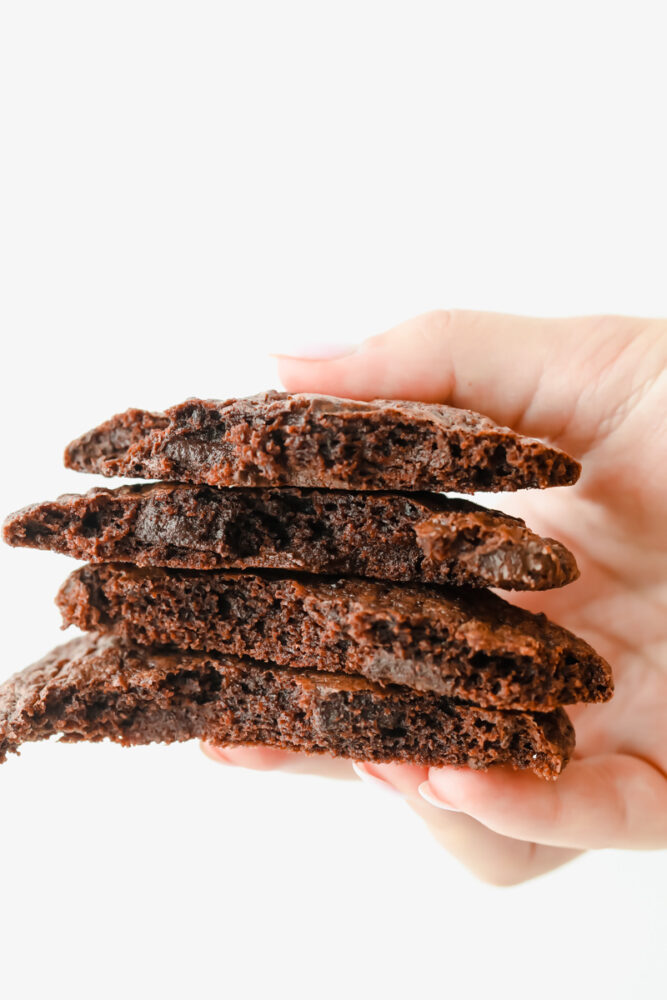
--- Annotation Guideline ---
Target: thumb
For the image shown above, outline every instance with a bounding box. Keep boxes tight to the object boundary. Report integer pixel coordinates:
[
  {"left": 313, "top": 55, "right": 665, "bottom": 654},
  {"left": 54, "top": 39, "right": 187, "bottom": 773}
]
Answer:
[
  {"left": 421, "top": 753, "right": 667, "bottom": 850},
  {"left": 276, "top": 310, "right": 649, "bottom": 456}
]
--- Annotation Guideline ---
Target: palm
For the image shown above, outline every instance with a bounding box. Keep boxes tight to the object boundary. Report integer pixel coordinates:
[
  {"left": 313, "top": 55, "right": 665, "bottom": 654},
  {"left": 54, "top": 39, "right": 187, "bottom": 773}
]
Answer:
[{"left": 501, "top": 360, "right": 667, "bottom": 780}]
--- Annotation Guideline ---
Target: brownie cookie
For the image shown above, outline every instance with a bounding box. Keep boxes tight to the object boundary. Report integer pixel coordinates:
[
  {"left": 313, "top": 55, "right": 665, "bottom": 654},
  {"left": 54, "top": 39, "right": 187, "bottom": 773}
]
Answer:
[
  {"left": 64, "top": 392, "right": 580, "bottom": 492},
  {"left": 0, "top": 634, "right": 575, "bottom": 777},
  {"left": 57, "top": 565, "right": 612, "bottom": 710},
  {"left": 4, "top": 484, "right": 579, "bottom": 590}
]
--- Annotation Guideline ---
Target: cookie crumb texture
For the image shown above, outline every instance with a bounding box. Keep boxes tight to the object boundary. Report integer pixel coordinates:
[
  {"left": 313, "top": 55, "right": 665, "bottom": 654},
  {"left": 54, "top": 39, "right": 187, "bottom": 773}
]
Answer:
[
  {"left": 64, "top": 392, "right": 581, "bottom": 492},
  {"left": 0, "top": 635, "right": 574, "bottom": 778},
  {"left": 57, "top": 565, "right": 612, "bottom": 710},
  {"left": 4, "top": 483, "right": 579, "bottom": 590}
]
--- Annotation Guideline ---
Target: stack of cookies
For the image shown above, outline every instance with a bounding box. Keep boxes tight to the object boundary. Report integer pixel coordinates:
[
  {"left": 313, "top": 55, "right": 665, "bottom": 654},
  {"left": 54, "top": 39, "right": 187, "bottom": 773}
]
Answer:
[{"left": 0, "top": 392, "right": 612, "bottom": 778}]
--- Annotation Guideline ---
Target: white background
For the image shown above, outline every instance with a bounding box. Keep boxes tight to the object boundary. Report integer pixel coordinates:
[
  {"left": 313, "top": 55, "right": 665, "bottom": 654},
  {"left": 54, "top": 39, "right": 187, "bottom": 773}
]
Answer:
[{"left": 1, "top": 2, "right": 666, "bottom": 998}]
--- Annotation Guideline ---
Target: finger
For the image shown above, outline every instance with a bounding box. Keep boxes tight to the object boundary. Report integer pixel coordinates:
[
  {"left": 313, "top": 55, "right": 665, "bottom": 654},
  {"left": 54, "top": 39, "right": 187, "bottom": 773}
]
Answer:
[
  {"left": 201, "top": 743, "right": 356, "bottom": 780},
  {"left": 276, "top": 310, "right": 648, "bottom": 454},
  {"left": 423, "top": 754, "right": 667, "bottom": 850},
  {"left": 355, "top": 762, "right": 581, "bottom": 884},
  {"left": 201, "top": 743, "right": 293, "bottom": 770},
  {"left": 406, "top": 798, "right": 582, "bottom": 886},
  {"left": 353, "top": 760, "right": 428, "bottom": 795}
]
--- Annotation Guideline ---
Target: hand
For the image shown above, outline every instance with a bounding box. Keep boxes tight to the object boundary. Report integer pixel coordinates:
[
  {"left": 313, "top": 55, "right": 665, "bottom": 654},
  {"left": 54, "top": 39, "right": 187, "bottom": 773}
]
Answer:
[{"left": 204, "top": 311, "right": 667, "bottom": 885}]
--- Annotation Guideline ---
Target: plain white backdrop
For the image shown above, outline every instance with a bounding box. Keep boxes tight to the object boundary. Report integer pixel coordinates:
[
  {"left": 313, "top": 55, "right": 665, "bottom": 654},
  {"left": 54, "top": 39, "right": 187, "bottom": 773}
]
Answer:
[{"left": 1, "top": 2, "right": 665, "bottom": 998}]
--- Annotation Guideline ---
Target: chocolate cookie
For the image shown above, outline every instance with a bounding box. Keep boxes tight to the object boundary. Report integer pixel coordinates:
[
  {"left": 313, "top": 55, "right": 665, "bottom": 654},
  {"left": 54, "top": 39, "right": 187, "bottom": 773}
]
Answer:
[
  {"left": 4, "top": 484, "right": 579, "bottom": 590},
  {"left": 0, "top": 634, "right": 575, "bottom": 777},
  {"left": 64, "top": 392, "right": 580, "bottom": 492},
  {"left": 57, "top": 565, "right": 612, "bottom": 710}
]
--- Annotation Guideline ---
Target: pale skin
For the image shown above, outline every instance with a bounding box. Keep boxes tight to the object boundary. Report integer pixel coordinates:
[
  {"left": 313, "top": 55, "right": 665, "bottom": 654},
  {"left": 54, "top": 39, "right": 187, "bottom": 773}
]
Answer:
[{"left": 203, "top": 311, "right": 667, "bottom": 885}]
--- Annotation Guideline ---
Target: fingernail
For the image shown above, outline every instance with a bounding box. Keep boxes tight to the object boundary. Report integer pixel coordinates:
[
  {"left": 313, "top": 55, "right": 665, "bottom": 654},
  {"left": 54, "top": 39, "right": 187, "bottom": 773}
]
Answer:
[
  {"left": 200, "top": 742, "right": 232, "bottom": 764},
  {"left": 352, "top": 761, "right": 402, "bottom": 796},
  {"left": 270, "top": 342, "right": 357, "bottom": 361},
  {"left": 418, "top": 780, "right": 461, "bottom": 812}
]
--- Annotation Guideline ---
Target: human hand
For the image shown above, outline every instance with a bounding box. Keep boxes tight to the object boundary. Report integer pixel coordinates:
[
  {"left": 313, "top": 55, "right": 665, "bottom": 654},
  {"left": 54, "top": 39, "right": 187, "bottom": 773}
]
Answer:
[{"left": 204, "top": 311, "right": 667, "bottom": 884}]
